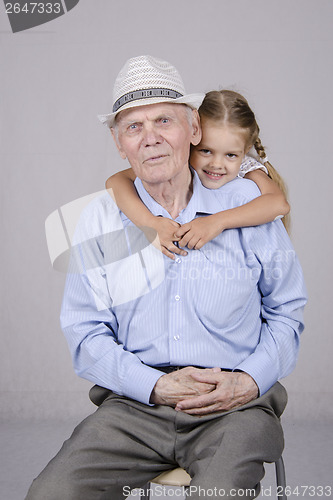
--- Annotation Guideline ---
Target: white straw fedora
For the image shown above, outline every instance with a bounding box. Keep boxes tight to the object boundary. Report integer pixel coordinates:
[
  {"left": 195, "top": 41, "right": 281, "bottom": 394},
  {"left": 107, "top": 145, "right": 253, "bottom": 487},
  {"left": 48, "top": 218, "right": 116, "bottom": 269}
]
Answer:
[{"left": 98, "top": 55, "right": 204, "bottom": 127}]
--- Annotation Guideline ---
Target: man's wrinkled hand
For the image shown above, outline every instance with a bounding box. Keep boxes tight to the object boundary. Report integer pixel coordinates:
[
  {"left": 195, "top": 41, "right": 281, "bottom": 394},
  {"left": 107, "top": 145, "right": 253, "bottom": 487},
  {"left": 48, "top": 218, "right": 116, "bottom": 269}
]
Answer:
[
  {"left": 174, "top": 371, "right": 259, "bottom": 415},
  {"left": 150, "top": 367, "right": 220, "bottom": 406}
]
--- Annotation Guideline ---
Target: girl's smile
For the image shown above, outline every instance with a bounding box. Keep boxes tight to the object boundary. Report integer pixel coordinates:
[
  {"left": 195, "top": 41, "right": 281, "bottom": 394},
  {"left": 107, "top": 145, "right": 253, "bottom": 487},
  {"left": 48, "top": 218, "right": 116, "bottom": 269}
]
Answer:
[{"left": 202, "top": 170, "right": 226, "bottom": 181}]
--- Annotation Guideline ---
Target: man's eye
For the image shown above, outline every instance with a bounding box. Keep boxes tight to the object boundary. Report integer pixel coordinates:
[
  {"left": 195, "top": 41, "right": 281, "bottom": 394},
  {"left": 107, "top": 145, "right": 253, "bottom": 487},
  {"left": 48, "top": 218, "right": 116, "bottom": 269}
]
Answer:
[
  {"left": 126, "top": 123, "right": 141, "bottom": 134},
  {"left": 160, "top": 118, "right": 169, "bottom": 124}
]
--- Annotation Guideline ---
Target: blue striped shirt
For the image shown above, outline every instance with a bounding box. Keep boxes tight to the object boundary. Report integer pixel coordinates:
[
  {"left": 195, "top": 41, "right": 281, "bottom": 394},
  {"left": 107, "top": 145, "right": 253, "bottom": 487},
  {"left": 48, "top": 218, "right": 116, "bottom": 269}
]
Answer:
[{"left": 60, "top": 169, "right": 307, "bottom": 405}]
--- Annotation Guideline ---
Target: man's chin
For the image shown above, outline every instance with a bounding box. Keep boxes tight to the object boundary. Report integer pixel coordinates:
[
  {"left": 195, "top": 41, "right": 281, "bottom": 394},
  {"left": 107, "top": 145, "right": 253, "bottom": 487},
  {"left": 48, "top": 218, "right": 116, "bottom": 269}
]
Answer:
[
  {"left": 139, "top": 161, "right": 191, "bottom": 188},
  {"left": 141, "top": 165, "right": 174, "bottom": 184}
]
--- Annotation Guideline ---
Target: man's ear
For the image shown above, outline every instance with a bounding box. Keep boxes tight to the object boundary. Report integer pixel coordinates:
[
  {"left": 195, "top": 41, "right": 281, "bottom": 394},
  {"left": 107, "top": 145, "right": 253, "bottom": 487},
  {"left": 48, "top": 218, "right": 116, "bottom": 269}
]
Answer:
[
  {"left": 111, "top": 128, "right": 127, "bottom": 160},
  {"left": 190, "top": 109, "right": 202, "bottom": 146}
]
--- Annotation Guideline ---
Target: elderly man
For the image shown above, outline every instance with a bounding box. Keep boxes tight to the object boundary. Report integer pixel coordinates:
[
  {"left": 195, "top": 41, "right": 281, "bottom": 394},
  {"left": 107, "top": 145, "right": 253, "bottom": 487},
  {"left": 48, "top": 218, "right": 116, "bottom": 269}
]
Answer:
[{"left": 26, "top": 56, "right": 307, "bottom": 500}]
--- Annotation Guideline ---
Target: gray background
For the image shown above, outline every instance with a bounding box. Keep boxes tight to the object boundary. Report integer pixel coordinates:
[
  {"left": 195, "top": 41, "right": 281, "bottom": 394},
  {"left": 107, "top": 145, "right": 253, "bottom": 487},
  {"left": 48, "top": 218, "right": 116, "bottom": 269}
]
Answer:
[
  {"left": 1, "top": 0, "right": 332, "bottom": 430},
  {"left": 1, "top": 1, "right": 333, "bottom": 498}
]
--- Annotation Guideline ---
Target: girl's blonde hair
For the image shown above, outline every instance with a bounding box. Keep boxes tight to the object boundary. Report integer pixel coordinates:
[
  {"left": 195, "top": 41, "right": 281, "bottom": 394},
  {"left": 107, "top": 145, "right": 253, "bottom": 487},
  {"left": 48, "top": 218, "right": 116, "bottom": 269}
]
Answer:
[{"left": 198, "top": 90, "right": 290, "bottom": 232}]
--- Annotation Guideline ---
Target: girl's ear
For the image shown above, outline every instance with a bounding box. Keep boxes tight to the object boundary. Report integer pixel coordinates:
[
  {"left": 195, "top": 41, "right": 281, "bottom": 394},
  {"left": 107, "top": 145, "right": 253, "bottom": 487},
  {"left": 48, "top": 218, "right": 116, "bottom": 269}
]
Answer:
[
  {"left": 190, "top": 109, "right": 202, "bottom": 146},
  {"left": 111, "top": 128, "right": 127, "bottom": 160}
]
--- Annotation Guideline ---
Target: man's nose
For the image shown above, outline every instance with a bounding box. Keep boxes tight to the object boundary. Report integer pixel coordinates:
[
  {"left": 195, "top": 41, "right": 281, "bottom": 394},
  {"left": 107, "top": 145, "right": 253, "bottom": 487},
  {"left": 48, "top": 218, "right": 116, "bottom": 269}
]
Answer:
[{"left": 142, "top": 124, "right": 163, "bottom": 146}]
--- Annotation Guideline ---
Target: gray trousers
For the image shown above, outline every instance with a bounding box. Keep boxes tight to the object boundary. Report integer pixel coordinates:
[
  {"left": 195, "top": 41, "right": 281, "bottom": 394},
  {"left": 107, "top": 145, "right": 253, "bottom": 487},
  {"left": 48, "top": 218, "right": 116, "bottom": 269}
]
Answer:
[{"left": 26, "top": 382, "right": 287, "bottom": 500}]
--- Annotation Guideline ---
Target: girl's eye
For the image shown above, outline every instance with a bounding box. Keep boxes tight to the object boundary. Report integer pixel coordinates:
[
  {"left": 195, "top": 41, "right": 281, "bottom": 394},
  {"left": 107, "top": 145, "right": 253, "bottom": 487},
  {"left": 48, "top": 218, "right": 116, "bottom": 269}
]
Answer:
[
  {"left": 227, "top": 153, "right": 237, "bottom": 159},
  {"left": 200, "top": 149, "right": 211, "bottom": 155}
]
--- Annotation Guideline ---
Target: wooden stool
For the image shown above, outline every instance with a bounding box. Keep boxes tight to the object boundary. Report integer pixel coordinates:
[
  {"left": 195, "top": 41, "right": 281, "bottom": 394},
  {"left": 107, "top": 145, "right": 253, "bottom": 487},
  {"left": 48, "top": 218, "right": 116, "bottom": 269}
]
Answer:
[{"left": 140, "top": 456, "right": 287, "bottom": 500}]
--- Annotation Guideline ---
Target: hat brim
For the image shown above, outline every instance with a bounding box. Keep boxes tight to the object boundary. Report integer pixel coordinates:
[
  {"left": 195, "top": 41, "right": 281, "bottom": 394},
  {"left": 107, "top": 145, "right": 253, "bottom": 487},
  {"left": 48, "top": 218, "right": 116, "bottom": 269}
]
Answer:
[{"left": 98, "top": 93, "right": 204, "bottom": 128}]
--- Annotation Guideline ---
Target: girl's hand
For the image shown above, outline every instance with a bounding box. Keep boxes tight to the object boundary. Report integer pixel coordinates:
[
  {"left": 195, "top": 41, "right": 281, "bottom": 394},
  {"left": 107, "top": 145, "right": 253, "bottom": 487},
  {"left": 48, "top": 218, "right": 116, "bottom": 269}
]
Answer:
[
  {"left": 150, "top": 217, "right": 188, "bottom": 260},
  {"left": 175, "top": 214, "right": 225, "bottom": 250}
]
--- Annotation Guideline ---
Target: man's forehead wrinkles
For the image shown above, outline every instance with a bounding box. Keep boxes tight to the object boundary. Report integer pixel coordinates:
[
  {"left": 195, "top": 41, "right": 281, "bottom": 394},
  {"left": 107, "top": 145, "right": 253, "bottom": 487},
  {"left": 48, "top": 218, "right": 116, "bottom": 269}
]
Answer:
[
  {"left": 118, "top": 103, "right": 185, "bottom": 124},
  {"left": 124, "top": 113, "right": 174, "bottom": 125}
]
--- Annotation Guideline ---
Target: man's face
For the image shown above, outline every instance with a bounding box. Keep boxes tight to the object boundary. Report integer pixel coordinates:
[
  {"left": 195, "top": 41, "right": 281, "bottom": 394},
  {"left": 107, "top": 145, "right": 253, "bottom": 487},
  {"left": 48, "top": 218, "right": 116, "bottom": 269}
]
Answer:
[{"left": 112, "top": 103, "right": 201, "bottom": 186}]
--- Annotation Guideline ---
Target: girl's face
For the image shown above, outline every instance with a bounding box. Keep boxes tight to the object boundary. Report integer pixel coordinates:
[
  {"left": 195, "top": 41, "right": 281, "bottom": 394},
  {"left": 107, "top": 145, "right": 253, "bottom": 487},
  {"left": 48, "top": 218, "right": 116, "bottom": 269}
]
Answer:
[{"left": 190, "top": 119, "right": 249, "bottom": 189}]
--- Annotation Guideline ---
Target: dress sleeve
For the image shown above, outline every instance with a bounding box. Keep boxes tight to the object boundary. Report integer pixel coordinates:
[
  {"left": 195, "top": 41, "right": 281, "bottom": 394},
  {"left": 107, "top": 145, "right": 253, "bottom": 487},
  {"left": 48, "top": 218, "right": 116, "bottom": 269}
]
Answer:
[{"left": 238, "top": 155, "right": 268, "bottom": 178}]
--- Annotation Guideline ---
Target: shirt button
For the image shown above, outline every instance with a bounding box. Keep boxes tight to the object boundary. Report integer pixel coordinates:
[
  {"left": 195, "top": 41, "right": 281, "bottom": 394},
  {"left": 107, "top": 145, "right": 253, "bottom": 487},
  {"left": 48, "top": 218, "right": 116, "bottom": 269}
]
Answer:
[
  {"left": 173, "top": 335, "right": 180, "bottom": 341},
  {"left": 175, "top": 257, "right": 181, "bottom": 264},
  {"left": 175, "top": 295, "right": 180, "bottom": 301}
]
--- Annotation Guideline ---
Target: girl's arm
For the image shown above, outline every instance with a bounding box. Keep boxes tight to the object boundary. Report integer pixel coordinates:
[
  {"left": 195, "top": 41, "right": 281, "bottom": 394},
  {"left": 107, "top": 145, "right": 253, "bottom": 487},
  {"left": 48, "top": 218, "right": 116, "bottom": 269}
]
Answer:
[
  {"left": 217, "top": 169, "right": 290, "bottom": 228},
  {"left": 105, "top": 169, "right": 186, "bottom": 259},
  {"left": 175, "top": 169, "right": 290, "bottom": 250}
]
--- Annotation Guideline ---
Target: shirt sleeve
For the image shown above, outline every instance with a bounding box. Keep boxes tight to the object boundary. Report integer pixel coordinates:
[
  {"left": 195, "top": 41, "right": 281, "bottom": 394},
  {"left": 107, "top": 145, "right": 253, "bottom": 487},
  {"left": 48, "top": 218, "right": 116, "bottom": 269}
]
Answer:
[
  {"left": 60, "top": 197, "right": 163, "bottom": 405},
  {"left": 238, "top": 155, "right": 268, "bottom": 178},
  {"left": 234, "top": 220, "right": 307, "bottom": 394}
]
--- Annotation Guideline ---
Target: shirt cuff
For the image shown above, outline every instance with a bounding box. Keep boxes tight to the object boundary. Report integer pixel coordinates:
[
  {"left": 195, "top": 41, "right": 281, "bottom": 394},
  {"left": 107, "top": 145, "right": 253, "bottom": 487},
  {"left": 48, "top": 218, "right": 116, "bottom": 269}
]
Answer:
[
  {"left": 234, "top": 354, "right": 279, "bottom": 396},
  {"left": 121, "top": 362, "right": 164, "bottom": 405}
]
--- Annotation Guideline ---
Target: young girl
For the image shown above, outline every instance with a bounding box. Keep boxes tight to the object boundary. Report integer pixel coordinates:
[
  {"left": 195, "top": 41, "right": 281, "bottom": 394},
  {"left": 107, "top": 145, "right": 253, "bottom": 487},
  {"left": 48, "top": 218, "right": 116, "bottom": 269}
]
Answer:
[{"left": 105, "top": 90, "right": 290, "bottom": 260}]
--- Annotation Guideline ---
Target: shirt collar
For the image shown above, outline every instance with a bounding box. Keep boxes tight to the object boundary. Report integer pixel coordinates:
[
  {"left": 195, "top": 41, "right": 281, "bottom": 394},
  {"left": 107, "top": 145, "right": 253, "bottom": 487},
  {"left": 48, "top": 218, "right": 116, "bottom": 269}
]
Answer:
[{"left": 133, "top": 167, "right": 222, "bottom": 223}]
